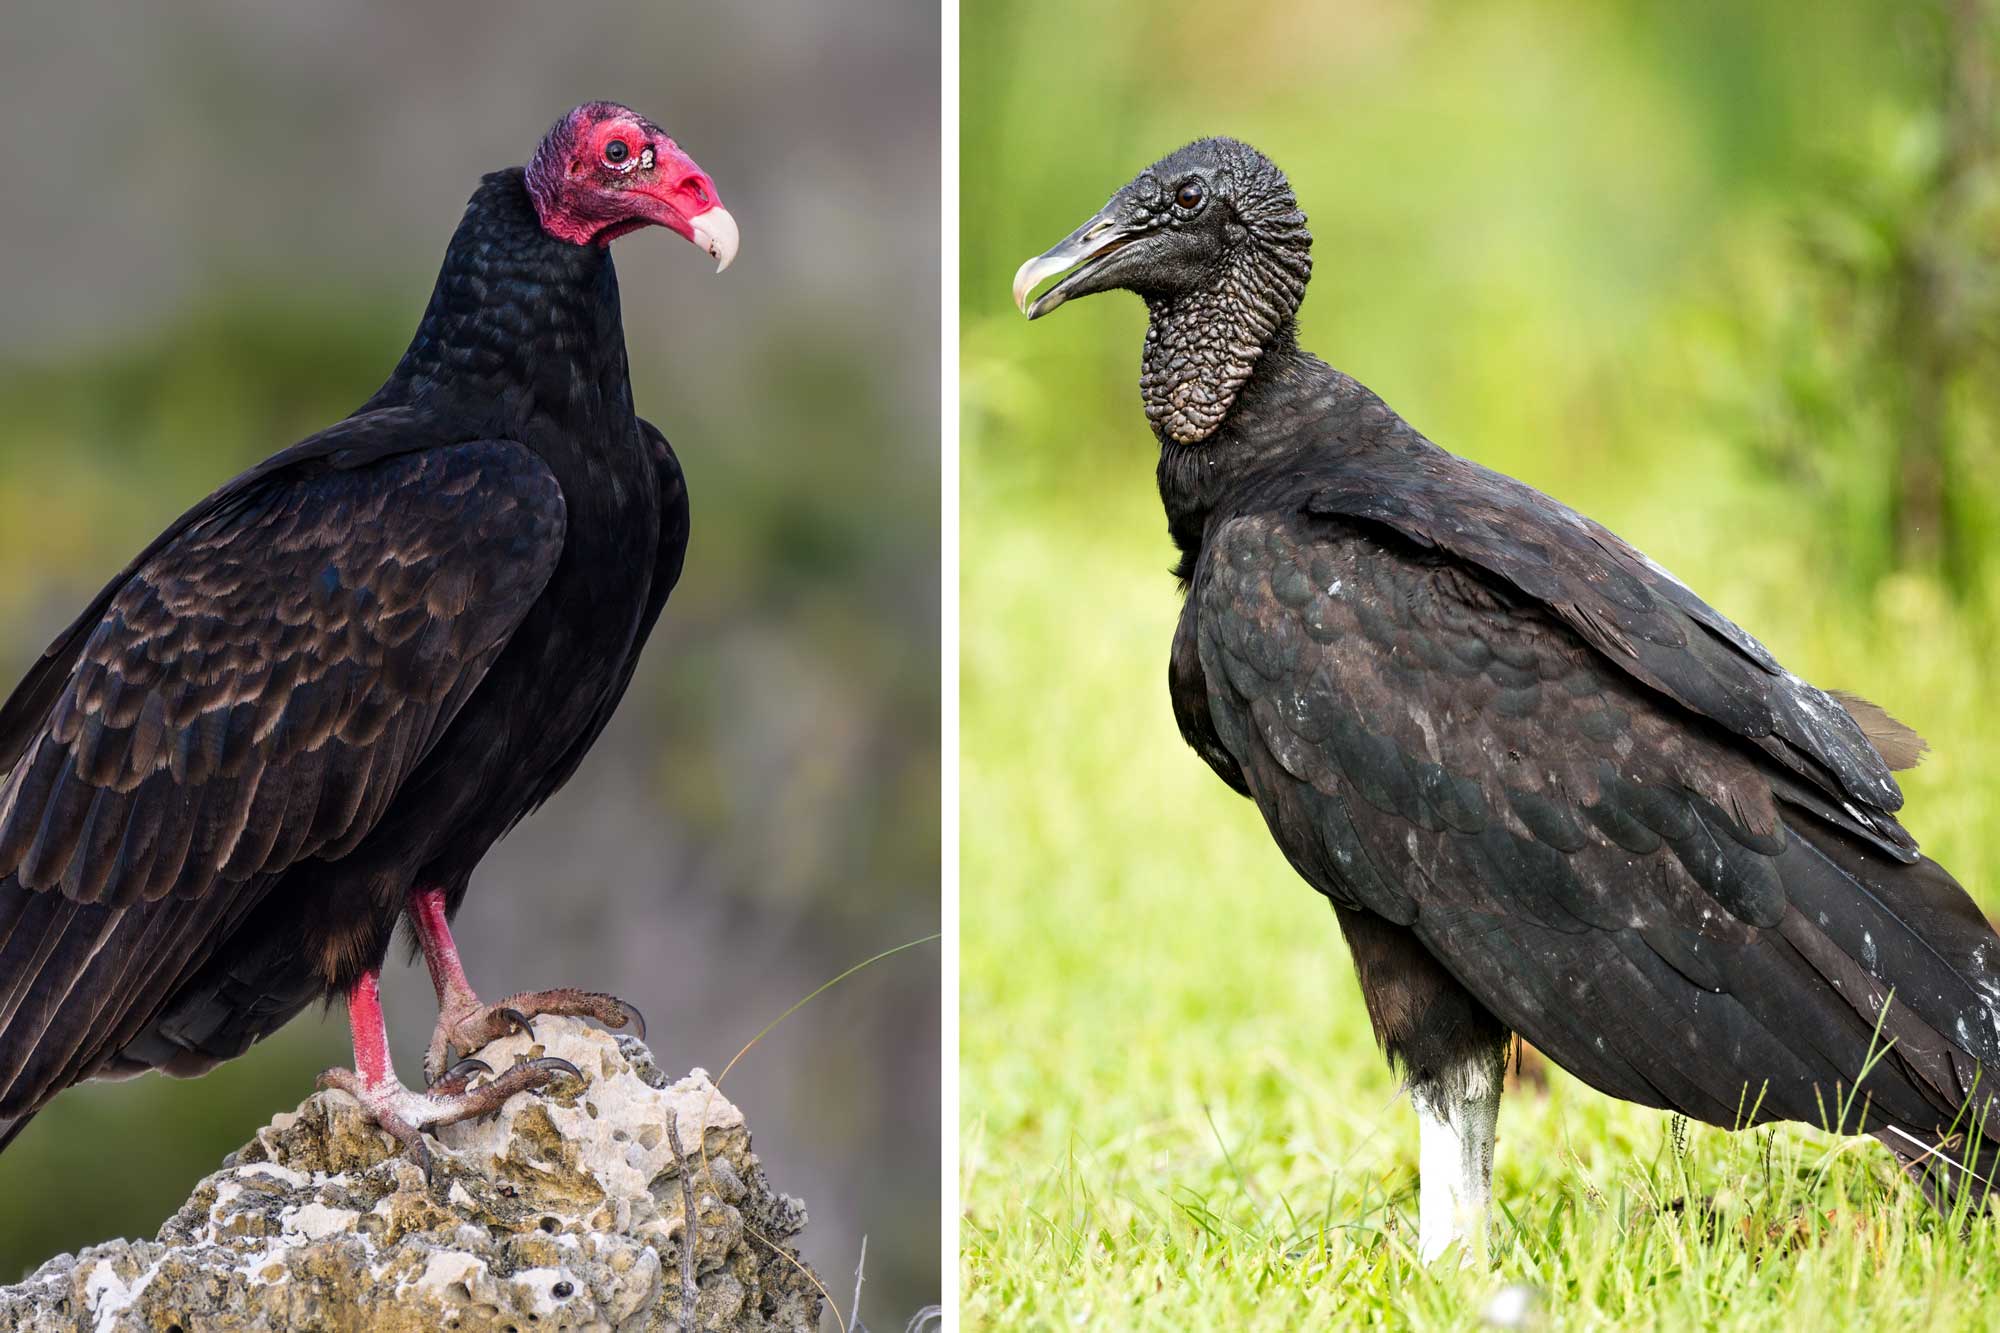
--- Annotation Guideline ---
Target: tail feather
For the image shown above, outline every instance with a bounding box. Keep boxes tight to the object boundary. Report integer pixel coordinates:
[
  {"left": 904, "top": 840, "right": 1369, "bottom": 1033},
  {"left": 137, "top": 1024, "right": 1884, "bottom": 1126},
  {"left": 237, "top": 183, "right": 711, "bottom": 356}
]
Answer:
[
  {"left": 1781, "top": 818, "right": 2000, "bottom": 1072},
  {"left": 0, "top": 868, "right": 279, "bottom": 1132},
  {"left": 0, "top": 1106, "right": 37, "bottom": 1154},
  {"left": 1779, "top": 816, "right": 2000, "bottom": 1217}
]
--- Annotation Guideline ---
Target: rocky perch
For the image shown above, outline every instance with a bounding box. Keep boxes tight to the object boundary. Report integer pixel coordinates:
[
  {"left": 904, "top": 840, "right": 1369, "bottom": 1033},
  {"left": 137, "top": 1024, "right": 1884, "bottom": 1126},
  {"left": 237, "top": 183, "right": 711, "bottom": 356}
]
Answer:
[{"left": 0, "top": 1020, "right": 824, "bottom": 1332}]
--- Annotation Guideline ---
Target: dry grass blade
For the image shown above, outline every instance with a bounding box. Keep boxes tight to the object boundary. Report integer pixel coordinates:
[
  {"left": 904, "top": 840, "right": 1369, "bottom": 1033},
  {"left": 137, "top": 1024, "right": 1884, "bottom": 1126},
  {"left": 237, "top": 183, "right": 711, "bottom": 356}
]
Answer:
[
  {"left": 739, "top": 1218, "right": 846, "bottom": 1331},
  {"left": 849, "top": 1234, "right": 868, "bottom": 1333},
  {"left": 715, "top": 934, "right": 941, "bottom": 1090},
  {"left": 688, "top": 932, "right": 939, "bottom": 1333},
  {"left": 666, "top": 1115, "right": 699, "bottom": 1331}
]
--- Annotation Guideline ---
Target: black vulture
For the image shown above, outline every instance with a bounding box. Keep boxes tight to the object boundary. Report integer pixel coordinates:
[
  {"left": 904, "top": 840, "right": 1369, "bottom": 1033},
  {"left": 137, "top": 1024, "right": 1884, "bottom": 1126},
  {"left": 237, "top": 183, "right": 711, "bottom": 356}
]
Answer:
[
  {"left": 1015, "top": 137, "right": 2000, "bottom": 1261},
  {"left": 0, "top": 102, "right": 738, "bottom": 1167}
]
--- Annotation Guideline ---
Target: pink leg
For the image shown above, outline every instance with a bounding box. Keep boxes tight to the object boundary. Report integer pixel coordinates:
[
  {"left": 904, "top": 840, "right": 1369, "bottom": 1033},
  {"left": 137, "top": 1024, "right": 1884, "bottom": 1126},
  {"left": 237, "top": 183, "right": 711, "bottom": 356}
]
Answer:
[
  {"left": 318, "top": 965, "right": 583, "bottom": 1177},
  {"left": 347, "top": 970, "right": 395, "bottom": 1090},
  {"left": 409, "top": 888, "right": 477, "bottom": 1011},
  {"left": 404, "top": 886, "right": 645, "bottom": 1083}
]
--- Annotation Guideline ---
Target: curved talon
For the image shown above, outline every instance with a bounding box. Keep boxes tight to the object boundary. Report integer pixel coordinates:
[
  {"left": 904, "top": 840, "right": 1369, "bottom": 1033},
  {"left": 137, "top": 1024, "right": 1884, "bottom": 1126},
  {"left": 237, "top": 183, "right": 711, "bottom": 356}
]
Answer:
[
  {"left": 610, "top": 998, "right": 647, "bottom": 1041},
  {"left": 524, "top": 1055, "right": 584, "bottom": 1083},
  {"left": 422, "top": 990, "right": 641, "bottom": 1085},
  {"left": 429, "top": 1057, "right": 493, "bottom": 1097},
  {"left": 495, "top": 1007, "right": 536, "bottom": 1042}
]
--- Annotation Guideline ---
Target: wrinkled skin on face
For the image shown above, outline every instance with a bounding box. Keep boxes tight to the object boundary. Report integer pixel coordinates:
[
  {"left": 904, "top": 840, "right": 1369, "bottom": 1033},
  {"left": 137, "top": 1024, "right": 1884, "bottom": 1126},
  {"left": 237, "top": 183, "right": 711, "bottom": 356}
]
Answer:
[
  {"left": 525, "top": 101, "right": 739, "bottom": 269},
  {"left": 1015, "top": 138, "right": 1310, "bottom": 443}
]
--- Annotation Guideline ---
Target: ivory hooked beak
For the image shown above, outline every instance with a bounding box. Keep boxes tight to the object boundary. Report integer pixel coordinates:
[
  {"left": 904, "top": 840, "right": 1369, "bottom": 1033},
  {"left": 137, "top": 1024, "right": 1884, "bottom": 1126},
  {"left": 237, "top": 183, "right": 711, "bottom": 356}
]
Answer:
[
  {"left": 1012, "top": 212, "right": 1135, "bottom": 319},
  {"left": 689, "top": 205, "right": 740, "bottom": 273}
]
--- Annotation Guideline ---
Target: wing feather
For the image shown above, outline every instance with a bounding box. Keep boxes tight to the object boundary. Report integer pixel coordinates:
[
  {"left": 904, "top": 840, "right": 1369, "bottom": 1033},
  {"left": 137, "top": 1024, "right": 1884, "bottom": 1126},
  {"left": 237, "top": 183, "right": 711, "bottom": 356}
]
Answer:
[
  {"left": 1196, "top": 510, "right": 2000, "bottom": 1143},
  {"left": 0, "top": 437, "right": 565, "bottom": 1119},
  {"left": 1298, "top": 455, "right": 1916, "bottom": 846}
]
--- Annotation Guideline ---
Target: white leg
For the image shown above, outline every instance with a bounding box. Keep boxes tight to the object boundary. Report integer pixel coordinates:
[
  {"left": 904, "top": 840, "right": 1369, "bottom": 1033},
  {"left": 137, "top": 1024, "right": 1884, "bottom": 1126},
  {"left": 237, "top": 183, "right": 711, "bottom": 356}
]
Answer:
[{"left": 1413, "top": 1054, "right": 1503, "bottom": 1264}]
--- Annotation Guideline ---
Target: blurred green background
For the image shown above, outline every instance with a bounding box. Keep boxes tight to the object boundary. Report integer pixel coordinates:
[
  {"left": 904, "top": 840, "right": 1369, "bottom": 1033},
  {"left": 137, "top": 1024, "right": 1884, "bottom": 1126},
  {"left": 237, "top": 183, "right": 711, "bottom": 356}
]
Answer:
[
  {"left": 963, "top": 0, "right": 2000, "bottom": 1327},
  {"left": 0, "top": 0, "right": 939, "bottom": 1322}
]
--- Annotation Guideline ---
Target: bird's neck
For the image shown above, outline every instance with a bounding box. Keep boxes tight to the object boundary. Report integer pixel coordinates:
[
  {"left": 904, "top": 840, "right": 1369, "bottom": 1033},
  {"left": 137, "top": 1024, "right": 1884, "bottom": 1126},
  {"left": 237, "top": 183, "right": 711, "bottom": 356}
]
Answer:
[
  {"left": 1154, "top": 335, "right": 1388, "bottom": 582},
  {"left": 366, "top": 169, "right": 633, "bottom": 434},
  {"left": 1139, "top": 242, "right": 1308, "bottom": 448},
  {"left": 1152, "top": 323, "right": 1317, "bottom": 558}
]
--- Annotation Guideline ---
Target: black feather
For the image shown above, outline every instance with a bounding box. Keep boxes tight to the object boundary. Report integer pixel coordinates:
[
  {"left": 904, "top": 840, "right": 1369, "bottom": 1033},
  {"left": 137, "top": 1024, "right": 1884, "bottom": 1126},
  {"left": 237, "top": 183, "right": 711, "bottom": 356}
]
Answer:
[
  {"left": 0, "top": 163, "right": 690, "bottom": 1135},
  {"left": 1041, "top": 136, "right": 2000, "bottom": 1217}
]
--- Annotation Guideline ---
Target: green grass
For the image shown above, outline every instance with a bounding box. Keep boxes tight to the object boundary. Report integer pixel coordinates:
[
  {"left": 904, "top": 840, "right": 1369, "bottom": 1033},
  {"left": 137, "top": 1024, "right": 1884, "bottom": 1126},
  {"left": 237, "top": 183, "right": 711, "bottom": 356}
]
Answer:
[{"left": 959, "top": 368, "right": 2000, "bottom": 1331}]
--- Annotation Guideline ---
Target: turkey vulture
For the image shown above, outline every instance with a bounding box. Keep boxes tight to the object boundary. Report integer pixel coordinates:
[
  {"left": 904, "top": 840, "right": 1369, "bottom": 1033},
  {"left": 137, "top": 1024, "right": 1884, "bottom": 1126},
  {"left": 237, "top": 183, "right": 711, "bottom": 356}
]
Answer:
[
  {"left": 1015, "top": 137, "right": 2000, "bottom": 1261},
  {"left": 0, "top": 102, "right": 738, "bottom": 1166}
]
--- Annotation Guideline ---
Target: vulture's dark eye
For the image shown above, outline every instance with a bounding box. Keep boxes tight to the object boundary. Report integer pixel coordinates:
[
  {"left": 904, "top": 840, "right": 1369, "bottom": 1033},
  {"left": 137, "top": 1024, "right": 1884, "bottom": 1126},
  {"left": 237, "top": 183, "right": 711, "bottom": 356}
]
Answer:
[
  {"left": 604, "top": 140, "right": 631, "bottom": 165},
  {"left": 1175, "top": 181, "right": 1204, "bottom": 210}
]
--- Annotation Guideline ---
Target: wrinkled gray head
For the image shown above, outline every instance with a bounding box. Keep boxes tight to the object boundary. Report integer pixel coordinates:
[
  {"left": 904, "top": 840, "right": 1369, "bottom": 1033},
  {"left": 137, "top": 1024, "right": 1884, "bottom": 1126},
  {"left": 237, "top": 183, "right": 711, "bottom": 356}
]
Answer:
[{"left": 1015, "top": 138, "right": 1313, "bottom": 444}]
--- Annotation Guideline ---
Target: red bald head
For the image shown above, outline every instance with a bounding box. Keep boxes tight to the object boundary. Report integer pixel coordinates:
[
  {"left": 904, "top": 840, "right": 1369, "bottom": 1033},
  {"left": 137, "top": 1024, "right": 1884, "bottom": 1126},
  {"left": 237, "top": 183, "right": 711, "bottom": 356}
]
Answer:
[{"left": 525, "top": 102, "right": 738, "bottom": 269}]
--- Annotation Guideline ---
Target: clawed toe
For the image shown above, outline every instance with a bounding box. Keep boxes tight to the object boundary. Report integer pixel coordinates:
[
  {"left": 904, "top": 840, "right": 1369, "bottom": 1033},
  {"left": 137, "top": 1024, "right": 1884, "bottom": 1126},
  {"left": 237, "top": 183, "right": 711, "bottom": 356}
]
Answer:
[
  {"left": 424, "top": 987, "right": 646, "bottom": 1082},
  {"left": 491, "top": 988, "right": 644, "bottom": 1040},
  {"left": 493, "top": 1006, "right": 536, "bottom": 1041},
  {"left": 320, "top": 1053, "right": 586, "bottom": 1182},
  {"left": 511, "top": 1055, "right": 584, "bottom": 1085},
  {"left": 428, "top": 1057, "right": 493, "bottom": 1096},
  {"left": 609, "top": 997, "right": 646, "bottom": 1042}
]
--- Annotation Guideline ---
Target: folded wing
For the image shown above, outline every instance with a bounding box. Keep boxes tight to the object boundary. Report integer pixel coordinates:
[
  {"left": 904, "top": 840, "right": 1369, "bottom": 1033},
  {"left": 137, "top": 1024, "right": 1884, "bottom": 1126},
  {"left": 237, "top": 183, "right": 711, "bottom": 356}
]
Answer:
[
  {"left": 1196, "top": 508, "right": 2000, "bottom": 1149},
  {"left": 0, "top": 438, "right": 566, "bottom": 1121}
]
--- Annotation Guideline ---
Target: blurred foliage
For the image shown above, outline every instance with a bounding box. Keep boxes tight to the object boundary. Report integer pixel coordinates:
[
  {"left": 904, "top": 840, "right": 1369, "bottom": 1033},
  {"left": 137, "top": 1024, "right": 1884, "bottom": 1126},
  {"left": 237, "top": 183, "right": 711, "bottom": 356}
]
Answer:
[
  {"left": 1691, "top": 0, "right": 2000, "bottom": 592},
  {"left": 962, "top": 0, "right": 2000, "bottom": 1327}
]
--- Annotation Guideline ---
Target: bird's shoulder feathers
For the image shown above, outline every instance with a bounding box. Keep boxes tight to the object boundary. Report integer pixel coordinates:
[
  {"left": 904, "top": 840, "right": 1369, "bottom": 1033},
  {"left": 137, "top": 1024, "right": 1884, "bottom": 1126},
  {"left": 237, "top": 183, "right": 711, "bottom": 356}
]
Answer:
[
  {"left": 0, "top": 433, "right": 567, "bottom": 907},
  {"left": 1213, "top": 445, "right": 1916, "bottom": 851}
]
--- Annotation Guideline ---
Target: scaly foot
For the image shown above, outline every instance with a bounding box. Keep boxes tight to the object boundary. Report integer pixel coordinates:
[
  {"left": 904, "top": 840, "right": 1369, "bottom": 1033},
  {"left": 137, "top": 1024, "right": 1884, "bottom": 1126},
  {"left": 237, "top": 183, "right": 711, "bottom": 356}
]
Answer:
[
  {"left": 326, "top": 971, "right": 585, "bottom": 1180},
  {"left": 319, "top": 1054, "right": 583, "bottom": 1179},
  {"left": 424, "top": 987, "right": 646, "bottom": 1083}
]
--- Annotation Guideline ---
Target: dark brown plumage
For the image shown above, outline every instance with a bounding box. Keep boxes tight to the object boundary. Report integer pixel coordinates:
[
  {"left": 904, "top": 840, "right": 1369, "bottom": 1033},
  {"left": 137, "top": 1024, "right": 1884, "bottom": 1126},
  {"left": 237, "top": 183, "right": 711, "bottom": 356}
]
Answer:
[
  {"left": 0, "top": 101, "right": 733, "bottom": 1158},
  {"left": 1018, "top": 137, "right": 2000, "bottom": 1256}
]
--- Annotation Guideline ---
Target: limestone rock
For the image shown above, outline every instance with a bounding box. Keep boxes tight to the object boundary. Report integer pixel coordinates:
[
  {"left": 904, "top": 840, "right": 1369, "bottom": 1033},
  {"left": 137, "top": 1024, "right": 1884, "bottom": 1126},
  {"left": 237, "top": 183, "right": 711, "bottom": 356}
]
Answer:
[{"left": 0, "top": 1019, "right": 823, "bottom": 1333}]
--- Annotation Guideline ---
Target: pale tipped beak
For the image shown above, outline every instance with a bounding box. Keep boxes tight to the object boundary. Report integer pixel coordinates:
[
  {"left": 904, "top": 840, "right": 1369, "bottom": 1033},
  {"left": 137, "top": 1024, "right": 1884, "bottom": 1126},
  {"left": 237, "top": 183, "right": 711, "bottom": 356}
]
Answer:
[
  {"left": 1012, "top": 251, "right": 1068, "bottom": 316},
  {"left": 1012, "top": 213, "right": 1138, "bottom": 319},
  {"left": 689, "top": 205, "right": 739, "bottom": 273}
]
